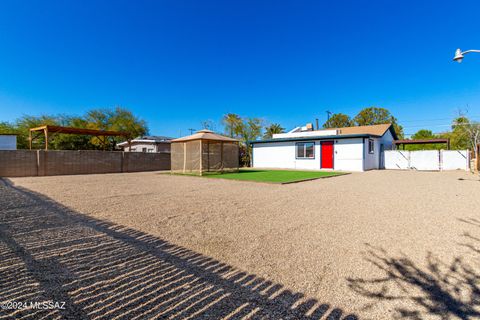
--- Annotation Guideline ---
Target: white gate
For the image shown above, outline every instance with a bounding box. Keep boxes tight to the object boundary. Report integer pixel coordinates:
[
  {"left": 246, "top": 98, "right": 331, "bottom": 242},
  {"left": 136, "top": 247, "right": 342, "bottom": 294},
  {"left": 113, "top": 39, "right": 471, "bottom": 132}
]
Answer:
[
  {"left": 384, "top": 150, "right": 470, "bottom": 171},
  {"left": 441, "top": 150, "right": 469, "bottom": 171},
  {"left": 384, "top": 150, "right": 409, "bottom": 169},
  {"left": 410, "top": 150, "right": 440, "bottom": 171}
]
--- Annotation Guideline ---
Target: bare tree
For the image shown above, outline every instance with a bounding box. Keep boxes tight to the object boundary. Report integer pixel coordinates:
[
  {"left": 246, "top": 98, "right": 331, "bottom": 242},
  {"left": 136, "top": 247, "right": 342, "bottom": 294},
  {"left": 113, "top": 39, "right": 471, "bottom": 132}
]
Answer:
[{"left": 454, "top": 110, "right": 480, "bottom": 159}]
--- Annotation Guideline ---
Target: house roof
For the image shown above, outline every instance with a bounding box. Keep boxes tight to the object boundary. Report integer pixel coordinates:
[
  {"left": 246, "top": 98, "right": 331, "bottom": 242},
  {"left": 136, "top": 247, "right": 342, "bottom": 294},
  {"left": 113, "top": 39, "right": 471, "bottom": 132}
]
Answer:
[
  {"left": 251, "top": 123, "right": 397, "bottom": 144},
  {"left": 171, "top": 130, "right": 239, "bottom": 143},
  {"left": 251, "top": 133, "right": 379, "bottom": 144},
  {"left": 331, "top": 123, "right": 397, "bottom": 139}
]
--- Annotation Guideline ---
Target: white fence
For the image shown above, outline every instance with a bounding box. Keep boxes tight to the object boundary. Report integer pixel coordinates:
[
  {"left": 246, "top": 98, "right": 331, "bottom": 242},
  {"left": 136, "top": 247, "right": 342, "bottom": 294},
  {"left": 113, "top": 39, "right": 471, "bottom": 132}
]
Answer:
[{"left": 384, "top": 150, "right": 469, "bottom": 171}]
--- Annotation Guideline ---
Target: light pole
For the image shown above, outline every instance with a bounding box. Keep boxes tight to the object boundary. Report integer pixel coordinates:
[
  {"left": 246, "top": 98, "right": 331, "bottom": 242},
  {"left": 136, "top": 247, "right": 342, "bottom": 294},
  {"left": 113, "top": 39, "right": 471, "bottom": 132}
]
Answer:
[{"left": 453, "top": 48, "right": 480, "bottom": 63}]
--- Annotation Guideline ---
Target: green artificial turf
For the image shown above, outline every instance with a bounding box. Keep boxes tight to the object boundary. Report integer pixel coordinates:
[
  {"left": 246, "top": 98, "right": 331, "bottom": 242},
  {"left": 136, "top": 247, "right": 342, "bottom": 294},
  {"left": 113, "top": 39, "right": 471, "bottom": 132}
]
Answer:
[{"left": 198, "top": 169, "right": 346, "bottom": 183}]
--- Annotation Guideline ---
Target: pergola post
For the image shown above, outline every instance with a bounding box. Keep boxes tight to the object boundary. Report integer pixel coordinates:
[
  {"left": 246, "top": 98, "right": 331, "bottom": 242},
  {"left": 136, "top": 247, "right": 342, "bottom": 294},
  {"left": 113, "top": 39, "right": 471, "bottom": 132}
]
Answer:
[
  {"left": 44, "top": 128, "right": 48, "bottom": 151},
  {"left": 183, "top": 142, "right": 186, "bottom": 173},
  {"left": 220, "top": 142, "right": 224, "bottom": 172},
  {"left": 199, "top": 140, "right": 203, "bottom": 176}
]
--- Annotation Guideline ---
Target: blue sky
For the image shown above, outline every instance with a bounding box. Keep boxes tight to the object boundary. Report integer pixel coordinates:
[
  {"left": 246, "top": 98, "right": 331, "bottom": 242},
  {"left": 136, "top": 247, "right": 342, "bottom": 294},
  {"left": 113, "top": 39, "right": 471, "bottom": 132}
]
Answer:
[{"left": 1, "top": 0, "right": 480, "bottom": 137}]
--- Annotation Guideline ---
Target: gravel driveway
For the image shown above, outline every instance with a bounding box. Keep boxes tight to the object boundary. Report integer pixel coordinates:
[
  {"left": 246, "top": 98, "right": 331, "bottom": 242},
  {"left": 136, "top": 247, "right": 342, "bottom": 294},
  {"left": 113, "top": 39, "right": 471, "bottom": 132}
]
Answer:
[{"left": 1, "top": 170, "right": 480, "bottom": 319}]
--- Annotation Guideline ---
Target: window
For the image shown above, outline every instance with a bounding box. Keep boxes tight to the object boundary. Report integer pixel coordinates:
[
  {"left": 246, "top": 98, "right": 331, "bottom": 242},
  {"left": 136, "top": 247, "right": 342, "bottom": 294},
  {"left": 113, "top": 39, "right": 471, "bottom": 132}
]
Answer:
[
  {"left": 147, "top": 148, "right": 154, "bottom": 153},
  {"left": 368, "top": 139, "right": 374, "bottom": 154},
  {"left": 142, "top": 147, "right": 147, "bottom": 152},
  {"left": 296, "top": 142, "right": 315, "bottom": 159}
]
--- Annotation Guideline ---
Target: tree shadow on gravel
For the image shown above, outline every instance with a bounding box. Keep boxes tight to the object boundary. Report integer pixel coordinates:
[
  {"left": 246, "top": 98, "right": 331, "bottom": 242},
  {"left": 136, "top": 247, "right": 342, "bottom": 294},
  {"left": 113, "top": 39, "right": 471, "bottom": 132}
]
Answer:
[
  {"left": 0, "top": 178, "right": 358, "bottom": 320},
  {"left": 347, "top": 219, "right": 480, "bottom": 320}
]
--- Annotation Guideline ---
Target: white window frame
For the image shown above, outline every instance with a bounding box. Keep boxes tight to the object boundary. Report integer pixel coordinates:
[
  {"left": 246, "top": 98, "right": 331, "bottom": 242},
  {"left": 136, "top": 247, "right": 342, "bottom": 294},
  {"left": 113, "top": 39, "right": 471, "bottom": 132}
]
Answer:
[
  {"left": 368, "top": 139, "right": 375, "bottom": 154},
  {"left": 296, "top": 142, "right": 315, "bottom": 159}
]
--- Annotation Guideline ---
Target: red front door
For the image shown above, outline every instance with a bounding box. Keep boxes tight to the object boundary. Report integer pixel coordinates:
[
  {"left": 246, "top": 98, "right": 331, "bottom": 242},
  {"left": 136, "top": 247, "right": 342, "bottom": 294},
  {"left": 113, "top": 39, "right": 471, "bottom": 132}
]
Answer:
[{"left": 321, "top": 141, "right": 334, "bottom": 169}]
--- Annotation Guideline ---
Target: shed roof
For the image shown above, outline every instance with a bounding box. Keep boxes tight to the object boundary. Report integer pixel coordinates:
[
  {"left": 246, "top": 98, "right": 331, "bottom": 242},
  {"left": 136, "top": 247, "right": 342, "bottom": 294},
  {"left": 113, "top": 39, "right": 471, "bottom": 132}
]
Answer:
[{"left": 172, "top": 130, "right": 239, "bottom": 142}]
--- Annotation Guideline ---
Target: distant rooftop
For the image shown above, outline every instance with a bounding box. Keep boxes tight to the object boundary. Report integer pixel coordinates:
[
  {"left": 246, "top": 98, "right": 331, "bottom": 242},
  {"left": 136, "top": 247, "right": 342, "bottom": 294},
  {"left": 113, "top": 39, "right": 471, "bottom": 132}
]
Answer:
[
  {"left": 137, "top": 135, "right": 175, "bottom": 142},
  {"left": 117, "top": 135, "right": 174, "bottom": 147}
]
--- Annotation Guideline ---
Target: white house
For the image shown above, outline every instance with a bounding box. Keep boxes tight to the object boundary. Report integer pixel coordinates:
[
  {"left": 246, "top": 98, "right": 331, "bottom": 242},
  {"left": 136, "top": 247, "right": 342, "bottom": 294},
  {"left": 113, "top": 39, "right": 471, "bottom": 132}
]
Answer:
[
  {"left": 117, "top": 136, "right": 173, "bottom": 153},
  {"left": 0, "top": 134, "right": 17, "bottom": 150},
  {"left": 251, "top": 123, "right": 397, "bottom": 172}
]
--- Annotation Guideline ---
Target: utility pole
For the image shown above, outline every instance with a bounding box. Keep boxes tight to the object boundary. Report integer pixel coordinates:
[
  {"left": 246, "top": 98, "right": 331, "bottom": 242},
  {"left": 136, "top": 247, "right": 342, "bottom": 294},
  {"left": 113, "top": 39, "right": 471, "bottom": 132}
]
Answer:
[
  {"left": 188, "top": 128, "right": 196, "bottom": 135},
  {"left": 326, "top": 110, "right": 332, "bottom": 121}
]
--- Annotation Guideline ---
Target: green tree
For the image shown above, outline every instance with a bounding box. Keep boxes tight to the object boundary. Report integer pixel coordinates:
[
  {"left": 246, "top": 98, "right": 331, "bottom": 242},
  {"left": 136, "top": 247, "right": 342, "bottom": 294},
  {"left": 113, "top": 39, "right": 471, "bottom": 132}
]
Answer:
[
  {"left": 236, "top": 117, "right": 263, "bottom": 166},
  {"left": 15, "top": 114, "right": 61, "bottom": 149},
  {"left": 323, "top": 113, "right": 353, "bottom": 128},
  {"left": 85, "top": 107, "right": 148, "bottom": 149},
  {"left": 411, "top": 129, "right": 435, "bottom": 139},
  {"left": 9, "top": 107, "right": 147, "bottom": 150},
  {"left": 406, "top": 129, "right": 441, "bottom": 151},
  {"left": 222, "top": 113, "right": 242, "bottom": 138},
  {"left": 263, "top": 123, "right": 285, "bottom": 139},
  {"left": 450, "top": 115, "right": 480, "bottom": 158},
  {"left": 353, "top": 107, "right": 404, "bottom": 138}
]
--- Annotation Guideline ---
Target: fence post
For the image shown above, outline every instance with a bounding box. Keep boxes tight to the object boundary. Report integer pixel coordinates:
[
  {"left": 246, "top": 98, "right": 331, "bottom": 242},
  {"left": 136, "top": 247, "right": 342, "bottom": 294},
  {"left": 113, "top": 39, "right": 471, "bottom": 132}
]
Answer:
[
  {"left": 439, "top": 150, "right": 443, "bottom": 171},
  {"left": 36, "top": 150, "right": 40, "bottom": 176}
]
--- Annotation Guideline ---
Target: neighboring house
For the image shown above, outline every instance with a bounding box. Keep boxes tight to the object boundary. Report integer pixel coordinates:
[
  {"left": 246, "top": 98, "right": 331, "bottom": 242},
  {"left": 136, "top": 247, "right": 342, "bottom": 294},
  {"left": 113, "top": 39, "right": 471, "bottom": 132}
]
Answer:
[
  {"left": 117, "top": 136, "right": 174, "bottom": 153},
  {"left": 251, "top": 123, "right": 397, "bottom": 172},
  {"left": 0, "top": 134, "right": 17, "bottom": 150}
]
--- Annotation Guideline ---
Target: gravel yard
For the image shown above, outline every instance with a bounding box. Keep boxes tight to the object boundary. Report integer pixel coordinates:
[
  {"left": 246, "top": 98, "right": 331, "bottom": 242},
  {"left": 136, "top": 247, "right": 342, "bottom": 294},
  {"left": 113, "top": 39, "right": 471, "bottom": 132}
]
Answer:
[{"left": 1, "top": 170, "right": 480, "bottom": 319}]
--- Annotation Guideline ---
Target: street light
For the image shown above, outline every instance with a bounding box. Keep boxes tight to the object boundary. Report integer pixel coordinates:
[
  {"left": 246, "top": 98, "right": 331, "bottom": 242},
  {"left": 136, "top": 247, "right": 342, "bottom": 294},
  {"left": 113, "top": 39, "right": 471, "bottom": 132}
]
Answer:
[{"left": 453, "top": 48, "right": 480, "bottom": 63}]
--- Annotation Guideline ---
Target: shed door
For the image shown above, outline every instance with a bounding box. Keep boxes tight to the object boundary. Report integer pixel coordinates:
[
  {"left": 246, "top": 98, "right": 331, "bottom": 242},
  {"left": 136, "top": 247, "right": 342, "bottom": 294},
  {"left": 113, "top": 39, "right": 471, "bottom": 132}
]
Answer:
[{"left": 321, "top": 141, "right": 334, "bottom": 169}]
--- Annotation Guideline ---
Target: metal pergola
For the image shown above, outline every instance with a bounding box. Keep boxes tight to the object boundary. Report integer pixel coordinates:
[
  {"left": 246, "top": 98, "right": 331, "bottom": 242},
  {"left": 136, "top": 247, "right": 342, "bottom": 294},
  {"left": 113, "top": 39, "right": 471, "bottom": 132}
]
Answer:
[
  {"left": 394, "top": 138, "right": 450, "bottom": 150},
  {"left": 29, "top": 125, "right": 129, "bottom": 150}
]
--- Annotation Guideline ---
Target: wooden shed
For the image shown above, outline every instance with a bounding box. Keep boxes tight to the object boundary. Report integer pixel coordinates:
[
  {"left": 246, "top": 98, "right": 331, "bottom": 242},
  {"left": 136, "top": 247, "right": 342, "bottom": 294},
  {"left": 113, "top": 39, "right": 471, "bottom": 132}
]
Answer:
[{"left": 171, "top": 130, "right": 239, "bottom": 175}]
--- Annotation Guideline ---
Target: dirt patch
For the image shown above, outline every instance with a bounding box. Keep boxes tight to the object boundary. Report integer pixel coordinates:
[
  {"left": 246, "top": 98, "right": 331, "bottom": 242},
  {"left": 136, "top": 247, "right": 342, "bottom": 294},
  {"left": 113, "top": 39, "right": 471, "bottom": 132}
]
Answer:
[{"left": 3, "top": 170, "right": 480, "bottom": 319}]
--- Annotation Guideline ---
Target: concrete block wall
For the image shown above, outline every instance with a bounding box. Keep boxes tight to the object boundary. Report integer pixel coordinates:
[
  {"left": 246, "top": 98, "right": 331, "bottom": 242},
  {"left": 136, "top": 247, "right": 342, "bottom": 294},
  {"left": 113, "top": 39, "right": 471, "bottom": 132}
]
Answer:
[
  {"left": 123, "top": 152, "right": 171, "bottom": 172},
  {"left": 0, "top": 150, "right": 38, "bottom": 177},
  {"left": 0, "top": 150, "right": 171, "bottom": 177}
]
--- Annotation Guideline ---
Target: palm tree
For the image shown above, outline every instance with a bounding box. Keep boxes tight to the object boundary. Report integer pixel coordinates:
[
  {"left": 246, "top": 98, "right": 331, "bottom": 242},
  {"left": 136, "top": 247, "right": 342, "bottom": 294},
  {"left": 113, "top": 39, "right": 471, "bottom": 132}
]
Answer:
[
  {"left": 222, "top": 113, "right": 242, "bottom": 138},
  {"left": 263, "top": 123, "right": 285, "bottom": 139}
]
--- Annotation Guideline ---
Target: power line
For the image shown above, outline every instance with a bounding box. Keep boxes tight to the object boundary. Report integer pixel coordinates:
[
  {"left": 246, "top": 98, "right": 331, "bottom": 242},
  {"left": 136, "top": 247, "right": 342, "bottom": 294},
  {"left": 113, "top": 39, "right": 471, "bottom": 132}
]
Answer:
[
  {"left": 402, "top": 122, "right": 479, "bottom": 129},
  {"left": 398, "top": 115, "right": 480, "bottom": 124}
]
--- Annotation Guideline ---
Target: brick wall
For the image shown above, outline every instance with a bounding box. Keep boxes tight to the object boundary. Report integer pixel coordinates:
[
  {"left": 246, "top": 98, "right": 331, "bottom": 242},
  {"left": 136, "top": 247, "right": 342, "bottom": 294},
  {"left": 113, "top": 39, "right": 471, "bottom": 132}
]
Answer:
[{"left": 0, "top": 150, "right": 171, "bottom": 177}]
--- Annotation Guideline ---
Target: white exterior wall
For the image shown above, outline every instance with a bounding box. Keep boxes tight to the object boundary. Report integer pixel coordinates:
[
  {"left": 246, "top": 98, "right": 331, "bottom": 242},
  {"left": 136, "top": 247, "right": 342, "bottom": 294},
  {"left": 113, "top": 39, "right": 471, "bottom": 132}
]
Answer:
[
  {"left": 126, "top": 143, "right": 156, "bottom": 152},
  {"left": 124, "top": 142, "right": 170, "bottom": 153},
  {"left": 252, "top": 138, "right": 365, "bottom": 171},
  {"left": 0, "top": 135, "right": 17, "bottom": 150},
  {"left": 252, "top": 141, "right": 321, "bottom": 170},
  {"left": 333, "top": 138, "right": 364, "bottom": 171}
]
